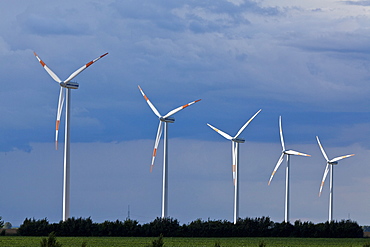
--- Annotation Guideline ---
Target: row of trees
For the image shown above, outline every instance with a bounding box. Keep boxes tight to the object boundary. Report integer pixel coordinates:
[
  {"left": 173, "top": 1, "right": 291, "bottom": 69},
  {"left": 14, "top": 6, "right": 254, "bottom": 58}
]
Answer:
[{"left": 18, "top": 217, "right": 363, "bottom": 238}]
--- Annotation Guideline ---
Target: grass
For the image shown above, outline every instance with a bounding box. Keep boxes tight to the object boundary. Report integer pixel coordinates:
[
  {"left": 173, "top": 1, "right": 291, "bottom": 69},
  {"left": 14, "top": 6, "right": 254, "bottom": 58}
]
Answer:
[{"left": 0, "top": 236, "right": 369, "bottom": 247}]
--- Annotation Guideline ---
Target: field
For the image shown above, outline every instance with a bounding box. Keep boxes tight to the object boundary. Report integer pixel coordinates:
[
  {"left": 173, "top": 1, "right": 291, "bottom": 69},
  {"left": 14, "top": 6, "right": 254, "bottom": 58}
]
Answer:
[{"left": 0, "top": 237, "right": 370, "bottom": 247}]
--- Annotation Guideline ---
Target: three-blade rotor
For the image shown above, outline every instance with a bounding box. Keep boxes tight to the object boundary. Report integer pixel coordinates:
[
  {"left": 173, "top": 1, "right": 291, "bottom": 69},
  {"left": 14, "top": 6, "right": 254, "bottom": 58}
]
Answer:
[
  {"left": 138, "top": 85, "right": 201, "bottom": 172},
  {"left": 268, "top": 116, "right": 310, "bottom": 185},
  {"left": 207, "top": 109, "right": 261, "bottom": 184},
  {"left": 316, "top": 136, "right": 354, "bottom": 196},
  {"left": 34, "top": 52, "right": 108, "bottom": 149}
]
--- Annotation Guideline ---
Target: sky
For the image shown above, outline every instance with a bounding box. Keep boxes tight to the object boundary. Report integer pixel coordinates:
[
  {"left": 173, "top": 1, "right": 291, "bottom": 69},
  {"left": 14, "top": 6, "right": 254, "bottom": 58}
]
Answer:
[{"left": 0, "top": 0, "right": 370, "bottom": 227}]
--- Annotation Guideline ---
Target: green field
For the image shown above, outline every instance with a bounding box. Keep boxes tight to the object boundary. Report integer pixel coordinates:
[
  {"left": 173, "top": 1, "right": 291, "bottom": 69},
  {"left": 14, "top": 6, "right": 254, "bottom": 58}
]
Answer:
[{"left": 0, "top": 237, "right": 369, "bottom": 247}]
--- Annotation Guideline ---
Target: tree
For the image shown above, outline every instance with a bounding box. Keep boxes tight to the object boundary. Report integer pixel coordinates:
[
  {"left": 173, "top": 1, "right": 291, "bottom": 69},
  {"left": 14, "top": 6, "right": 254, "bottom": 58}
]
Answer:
[
  {"left": 18, "top": 218, "right": 51, "bottom": 236},
  {"left": 143, "top": 217, "right": 180, "bottom": 237},
  {"left": 3, "top": 222, "right": 12, "bottom": 229},
  {"left": 0, "top": 217, "right": 4, "bottom": 229}
]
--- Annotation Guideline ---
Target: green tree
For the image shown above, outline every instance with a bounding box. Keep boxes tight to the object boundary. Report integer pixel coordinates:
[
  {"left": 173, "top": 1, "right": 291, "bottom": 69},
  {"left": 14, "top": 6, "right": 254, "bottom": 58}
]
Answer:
[
  {"left": 3, "top": 222, "right": 12, "bottom": 229},
  {"left": 143, "top": 217, "right": 180, "bottom": 237},
  {"left": 0, "top": 217, "right": 4, "bottom": 228},
  {"left": 19, "top": 218, "right": 51, "bottom": 236}
]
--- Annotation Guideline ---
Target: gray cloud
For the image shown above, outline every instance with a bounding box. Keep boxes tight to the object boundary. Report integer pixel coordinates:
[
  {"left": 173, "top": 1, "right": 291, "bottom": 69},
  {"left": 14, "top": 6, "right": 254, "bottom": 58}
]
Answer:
[
  {"left": 17, "top": 13, "right": 91, "bottom": 36},
  {"left": 344, "top": 1, "right": 370, "bottom": 6}
]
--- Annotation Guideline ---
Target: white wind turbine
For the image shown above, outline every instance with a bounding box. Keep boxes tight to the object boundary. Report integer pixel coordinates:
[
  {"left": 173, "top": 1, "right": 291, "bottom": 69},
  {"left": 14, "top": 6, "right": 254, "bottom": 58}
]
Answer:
[
  {"left": 316, "top": 136, "right": 355, "bottom": 222},
  {"left": 268, "top": 116, "right": 310, "bottom": 223},
  {"left": 34, "top": 52, "right": 108, "bottom": 221},
  {"left": 138, "top": 85, "right": 201, "bottom": 219},
  {"left": 207, "top": 109, "right": 261, "bottom": 224}
]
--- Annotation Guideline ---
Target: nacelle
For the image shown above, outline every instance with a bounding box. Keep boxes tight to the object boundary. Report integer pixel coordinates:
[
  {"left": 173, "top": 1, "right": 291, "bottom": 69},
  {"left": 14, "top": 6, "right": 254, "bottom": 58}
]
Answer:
[
  {"left": 60, "top": 81, "right": 79, "bottom": 89},
  {"left": 329, "top": 161, "right": 338, "bottom": 165},
  {"left": 160, "top": 117, "right": 175, "bottom": 123},
  {"left": 233, "top": 138, "right": 245, "bottom": 143}
]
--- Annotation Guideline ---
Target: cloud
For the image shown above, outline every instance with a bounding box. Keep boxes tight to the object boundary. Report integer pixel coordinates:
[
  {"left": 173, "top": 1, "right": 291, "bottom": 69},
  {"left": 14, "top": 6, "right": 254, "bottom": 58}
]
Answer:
[
  {"left": 344, "top": 1, "right": 370, "bottom": 6},
  {"left": 0, "top": 0, "right": 368, "bottom": 154},
  {"left": 18, "top": 13, "right": 91, "bottom": 36}
]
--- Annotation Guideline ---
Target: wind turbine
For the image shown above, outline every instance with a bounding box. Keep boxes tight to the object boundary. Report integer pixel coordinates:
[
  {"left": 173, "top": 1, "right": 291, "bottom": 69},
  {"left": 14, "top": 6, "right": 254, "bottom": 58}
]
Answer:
[
  {"left": 34, "top": 52, "right": 108, "bottom": 221},
  {"left": 138, "top": 85, "right": 201, "bottom": 219},
  {"left": 316, "top": 136, "right": 354, "bottom": 222},
  {"left": 207, "top": 109, "right": 261, "bottom": 224},
  {"left": 268, "top": 116, "right": 310, "bottom": 223}
]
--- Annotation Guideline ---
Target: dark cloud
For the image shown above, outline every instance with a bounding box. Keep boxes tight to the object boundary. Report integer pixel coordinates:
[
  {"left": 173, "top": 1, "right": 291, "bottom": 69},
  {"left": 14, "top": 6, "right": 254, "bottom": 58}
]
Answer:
[
  {"left": 344, "top": 1, "right": 370, "bottom": 6},
  {"left": 109, "top": 0, "right": 279, "bottom": 34},
  {"left": 17, "top": 13, "right": 91, "bottom": 36},
  {"left": 288, "top": 33, "right": 370, "bottom": 55}
]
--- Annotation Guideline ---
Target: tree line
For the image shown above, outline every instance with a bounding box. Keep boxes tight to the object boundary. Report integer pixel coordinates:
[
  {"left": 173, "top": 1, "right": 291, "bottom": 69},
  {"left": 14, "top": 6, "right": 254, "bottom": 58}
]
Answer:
[{"left": 17, "top": 217, "right": 363, "bottom": 238}]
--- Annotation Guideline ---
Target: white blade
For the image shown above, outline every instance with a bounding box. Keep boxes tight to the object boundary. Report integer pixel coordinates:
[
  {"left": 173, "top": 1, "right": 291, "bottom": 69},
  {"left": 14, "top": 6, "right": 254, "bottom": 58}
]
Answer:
[
  {"left": 330, "top": 154, "right": 355, "bottom": 163},
  {"left": 150, "top": 121, "right": 163, "bottom": 172},
  {"left": 207, "top": 123, "right": 233, "bottom": 140},
  {"left": 232, "top": 142, "right": 237, "bottom": 185},
  {"left": 34, "top": 52, "right": 62, "bottom": 83},
  {"left": 268, "top": 153, "right": 285, "bottom": 185},
  {"left": 279, "top": 116, "right": 285, "bottom": 151},
  {"left": 234, "top": 109, "right": 262, "bottom": 139},
  {"left": 64, "top": 53, "right": 108, "bottom": 83},
  {"left": 319, "top": 163, "right": 330, "bottom": 196},
  {"left": 138, "top": 85, "right": 162, "bottom": 118},
  {"left": 163, "top": 99, "right": 202, "bottom": 119},
  {"left": 284, "top": 150, "right": 311, "bottom": 156},
  {"left": 55, "top": 87, "right": 65, "bottom": 150},
  {"left": 316, "top": 136, "right": 329, "bottom": 162}
]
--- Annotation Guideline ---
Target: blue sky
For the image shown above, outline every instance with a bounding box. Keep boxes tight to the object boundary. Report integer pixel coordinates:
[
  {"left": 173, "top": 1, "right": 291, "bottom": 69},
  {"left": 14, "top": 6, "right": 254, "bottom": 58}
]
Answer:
[{"left": 0, "top": 0, "right": 370, "bottom": 227}]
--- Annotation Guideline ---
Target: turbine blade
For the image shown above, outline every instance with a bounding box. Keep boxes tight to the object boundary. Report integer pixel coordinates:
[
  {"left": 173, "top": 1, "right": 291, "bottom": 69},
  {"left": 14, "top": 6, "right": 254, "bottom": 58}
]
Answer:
[
  {"left": 279, "top": 116, "right": 285, "bottom": 151},
  {"left": 64, "top": 52, "right": 108, "bottom": 83},
  {"left": 316, "top": 136, "right": 329, "bottom": 162},
  {"left": 163, "top": 99, "right": 201, "bottom": 119},
  {"left": 138, "top": 85, "right": 162, "bottom": 118},
  {"left": 268, "top": 153, "right": 285, "bottom": 185},
  {"left": 285, "top": 150, "right": 311, "bottom": 156},
  {"left": 34, "top": 52, "right": 62, "bottom": 83},
  {"left": 150, "top": 121, "right": 163, "bottom": 172},
  {"left": 55, "top": 87, "right": 65, "bottom": 150},
  {"left": 319, "top": 163, "right": 330, "bottom": 196},
  {"left": 330, "top": 154, "right": 355, "bottom": 163},
  {"left": 234, "top": 109, "right": 262, "bottom": 138},
  {"left": 207, "top": 123, "right": 233, "bottom": 140}
]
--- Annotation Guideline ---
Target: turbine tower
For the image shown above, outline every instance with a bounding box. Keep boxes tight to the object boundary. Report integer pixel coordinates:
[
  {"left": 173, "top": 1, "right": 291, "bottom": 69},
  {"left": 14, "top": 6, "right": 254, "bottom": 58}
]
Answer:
[
  {"left": 207, "top": 109, "right": 261, "bottom": 224},
  {"left": 316, "top": 136, "right": 355, "bottom": 222},
  {"left": 34, "top": 52, "right": 108, "bottom": 221},
  {"left": 268, "top": 116, "right": 310, "bottom": 223},
  {"left": 138, "top": 85, "right": 201, "bottom": 218}
]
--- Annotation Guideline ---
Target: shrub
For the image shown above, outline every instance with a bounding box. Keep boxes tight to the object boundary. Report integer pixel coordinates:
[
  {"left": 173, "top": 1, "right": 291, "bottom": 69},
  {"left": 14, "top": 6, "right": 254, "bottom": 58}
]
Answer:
[
  {"left": 40, "top": 232, "right": 62, "bottom": 247},
  {"left": 148, "top": 233, "right": 164, "bottom": 247}
]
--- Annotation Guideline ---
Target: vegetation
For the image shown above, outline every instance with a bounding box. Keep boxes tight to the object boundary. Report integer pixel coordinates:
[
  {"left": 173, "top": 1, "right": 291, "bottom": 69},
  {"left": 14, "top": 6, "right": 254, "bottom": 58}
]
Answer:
[
  {"left": 0, "top": 236, "right": 370, "bottom": 247},
  {"left": 40, "top": 232, "right": 62, "bottom": 247},
  {"left": 3, "top": 222, "right": 12, "bottom": 229},
  {"left": 17, "top": 217, "right": 364, "bottom": 238},
  {"left": 214, "top": 240, "right": 221, "bottom": 247},
  {"left": 147, "top": 233, "right": 164, "bottom": 247},
  {"left": 0, "top": 216, "right": 3, "bottom": 229}
]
